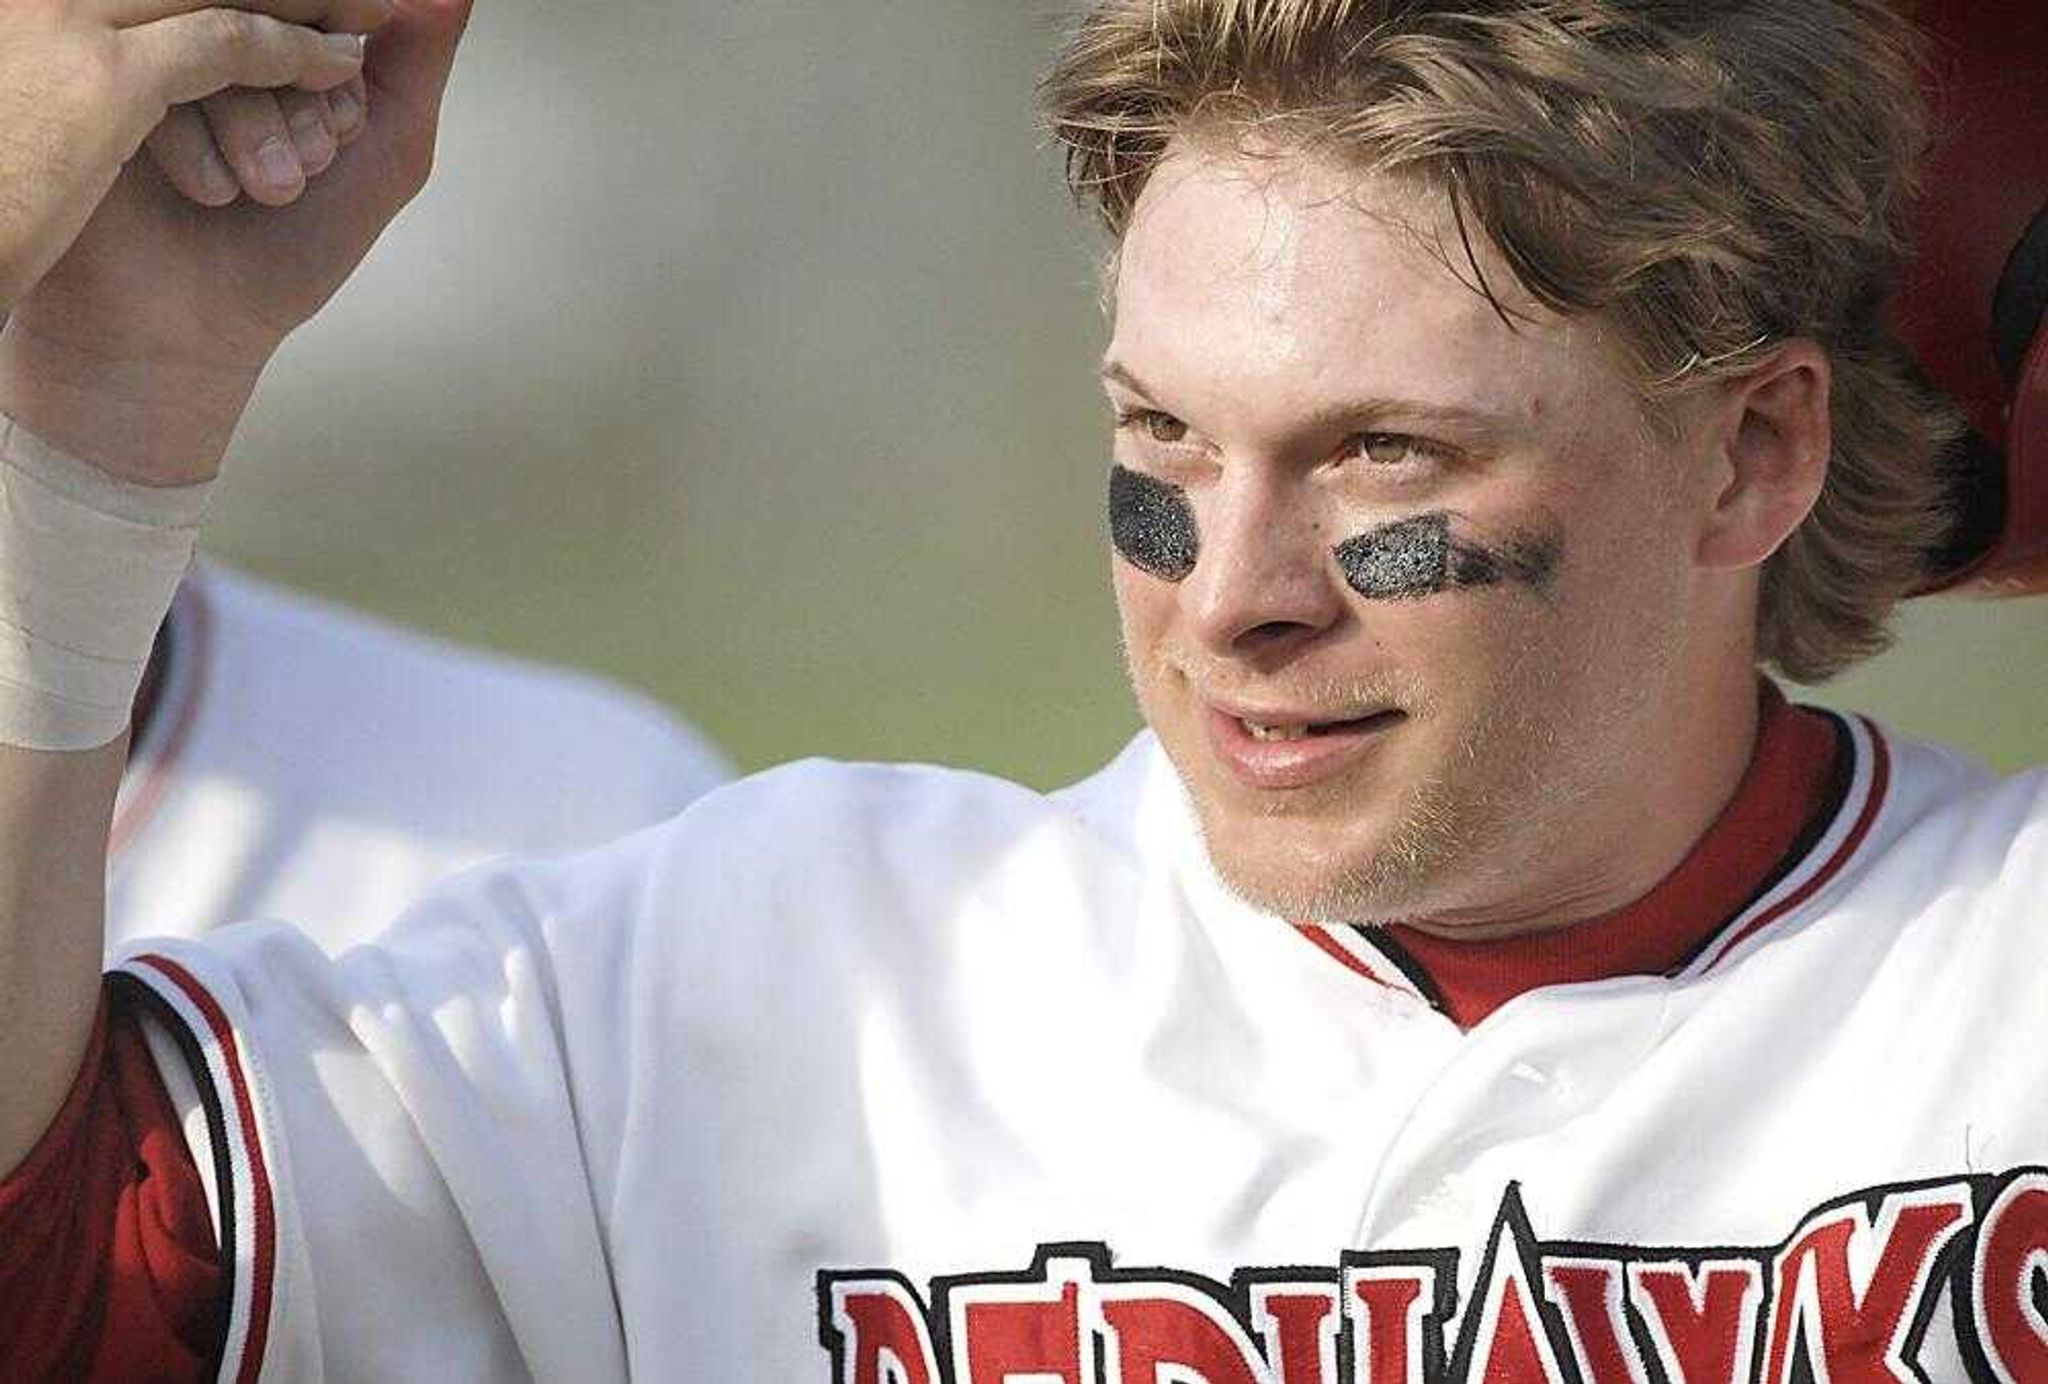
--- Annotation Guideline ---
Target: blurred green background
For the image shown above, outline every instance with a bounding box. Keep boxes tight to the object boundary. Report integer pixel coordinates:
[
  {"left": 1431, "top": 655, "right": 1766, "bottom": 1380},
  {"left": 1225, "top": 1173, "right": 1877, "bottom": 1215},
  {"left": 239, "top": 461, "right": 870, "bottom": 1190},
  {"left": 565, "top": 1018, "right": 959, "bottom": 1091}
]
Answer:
[{"left": 210, "top": 0, "right": 2044, "bottom": 786}]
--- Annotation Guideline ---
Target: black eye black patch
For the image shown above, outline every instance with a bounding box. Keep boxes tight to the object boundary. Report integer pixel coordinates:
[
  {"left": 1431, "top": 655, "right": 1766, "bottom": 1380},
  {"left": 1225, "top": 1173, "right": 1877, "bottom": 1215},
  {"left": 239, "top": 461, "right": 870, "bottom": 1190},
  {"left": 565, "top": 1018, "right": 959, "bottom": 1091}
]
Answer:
[
  {"left": 1109, "top": 465, "right": 1200, "bottom": 582},
  {"left": 1333, "top": 512, "right": 1561, "bottom": 601}
]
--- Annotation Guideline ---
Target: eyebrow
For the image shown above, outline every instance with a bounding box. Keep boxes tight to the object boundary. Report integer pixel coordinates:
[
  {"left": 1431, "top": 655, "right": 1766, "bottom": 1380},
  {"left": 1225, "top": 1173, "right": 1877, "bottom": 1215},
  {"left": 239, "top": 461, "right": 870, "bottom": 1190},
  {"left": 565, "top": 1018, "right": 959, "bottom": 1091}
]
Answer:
[{"left": 1097, "top": 359, "right": 1523, "bottom": 441}]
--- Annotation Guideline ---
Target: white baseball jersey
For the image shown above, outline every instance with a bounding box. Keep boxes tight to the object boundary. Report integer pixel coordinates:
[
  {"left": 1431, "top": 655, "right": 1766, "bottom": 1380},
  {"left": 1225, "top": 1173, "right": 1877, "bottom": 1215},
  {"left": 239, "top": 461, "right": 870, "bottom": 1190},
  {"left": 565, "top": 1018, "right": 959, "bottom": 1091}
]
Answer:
[
  {"left": 106, "top": 563, "right": 732, "bottom": 954},
  {"left": 110, "top": 714, "right": 2047, "bottom": 1381}
]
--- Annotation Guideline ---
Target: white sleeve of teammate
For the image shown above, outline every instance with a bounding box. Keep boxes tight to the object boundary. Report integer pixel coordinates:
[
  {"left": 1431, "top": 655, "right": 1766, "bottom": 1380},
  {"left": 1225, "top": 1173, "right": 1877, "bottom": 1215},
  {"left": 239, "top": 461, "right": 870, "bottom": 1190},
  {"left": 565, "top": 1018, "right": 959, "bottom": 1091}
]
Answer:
[
  {"left": 600, "top": 692, "right": 735, "bottom": 823},
  {"left": 110, "top": 823, "right": 676, "bottom": 1380}
]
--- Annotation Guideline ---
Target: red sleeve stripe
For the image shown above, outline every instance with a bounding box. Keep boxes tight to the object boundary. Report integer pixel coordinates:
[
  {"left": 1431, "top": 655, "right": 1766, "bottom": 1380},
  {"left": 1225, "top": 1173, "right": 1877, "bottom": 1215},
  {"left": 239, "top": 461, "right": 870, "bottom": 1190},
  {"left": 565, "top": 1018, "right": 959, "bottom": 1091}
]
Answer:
[
  {"left": 116, "top": 952, "right": 278, "bottom": 1384},
  {"left": 1684, "top": 715, "right": 1893, "bottom": 977}
]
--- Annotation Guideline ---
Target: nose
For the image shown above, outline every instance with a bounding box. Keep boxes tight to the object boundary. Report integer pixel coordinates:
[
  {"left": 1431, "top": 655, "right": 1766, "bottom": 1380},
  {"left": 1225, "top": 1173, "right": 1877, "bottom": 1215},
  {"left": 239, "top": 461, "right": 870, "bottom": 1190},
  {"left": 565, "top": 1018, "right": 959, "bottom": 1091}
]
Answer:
[{"left": 1181, "top": 472, "right": 1348, "bottom": 665}]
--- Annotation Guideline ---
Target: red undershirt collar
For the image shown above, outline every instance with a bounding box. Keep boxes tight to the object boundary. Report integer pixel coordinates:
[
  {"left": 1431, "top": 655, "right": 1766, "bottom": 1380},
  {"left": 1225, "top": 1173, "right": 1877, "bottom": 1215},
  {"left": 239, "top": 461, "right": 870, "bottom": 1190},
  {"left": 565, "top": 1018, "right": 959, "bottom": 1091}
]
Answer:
[{"left": 1359, "top": 681, "right": 1846, "bottom": 1029}]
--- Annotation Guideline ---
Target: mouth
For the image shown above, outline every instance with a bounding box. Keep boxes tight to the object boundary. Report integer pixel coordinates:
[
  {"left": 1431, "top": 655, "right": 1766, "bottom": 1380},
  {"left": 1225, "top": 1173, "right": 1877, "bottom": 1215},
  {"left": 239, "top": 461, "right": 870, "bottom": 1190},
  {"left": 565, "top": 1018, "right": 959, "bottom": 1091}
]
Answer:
[
  {"left": 1237, "top": 712, "right": 1398, "bottom": 742},
  {"left": 1205, "top": 702, "right": 1408, "bottom": 790}
]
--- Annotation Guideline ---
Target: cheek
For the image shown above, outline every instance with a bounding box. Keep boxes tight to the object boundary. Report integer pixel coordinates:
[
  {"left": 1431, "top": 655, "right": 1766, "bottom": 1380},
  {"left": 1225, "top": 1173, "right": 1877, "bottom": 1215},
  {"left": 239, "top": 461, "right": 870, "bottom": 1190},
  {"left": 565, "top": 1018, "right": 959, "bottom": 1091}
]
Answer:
[
  {"left": 1549, "top": 476, "right": 1699, "bottom": 642},
  {"left": 1333, "top": 523, "right": 1583, "bottom": 698},
  {"left": 1110, "top": 563, "right": 1174, "bottom": 664},
  {"left": 1359, "top": 593, "right": 1528, "bottom": 685}
]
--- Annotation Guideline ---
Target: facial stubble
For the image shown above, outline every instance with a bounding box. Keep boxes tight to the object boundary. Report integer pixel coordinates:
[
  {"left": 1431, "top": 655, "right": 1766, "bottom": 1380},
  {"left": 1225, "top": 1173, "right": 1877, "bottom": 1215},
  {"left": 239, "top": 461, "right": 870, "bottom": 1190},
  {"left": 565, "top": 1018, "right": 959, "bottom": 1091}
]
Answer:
[{"left": 1141, "top": 579, "right": 1663, "bottom": 931}]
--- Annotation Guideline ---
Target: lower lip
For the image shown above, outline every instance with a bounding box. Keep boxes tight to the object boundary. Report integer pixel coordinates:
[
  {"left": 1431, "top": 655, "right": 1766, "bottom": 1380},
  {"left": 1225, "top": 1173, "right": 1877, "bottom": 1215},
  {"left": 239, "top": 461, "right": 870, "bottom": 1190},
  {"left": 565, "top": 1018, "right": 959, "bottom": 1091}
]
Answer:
[{"left": 1204, "top": 705, "right": 1406, "bottom": 791}]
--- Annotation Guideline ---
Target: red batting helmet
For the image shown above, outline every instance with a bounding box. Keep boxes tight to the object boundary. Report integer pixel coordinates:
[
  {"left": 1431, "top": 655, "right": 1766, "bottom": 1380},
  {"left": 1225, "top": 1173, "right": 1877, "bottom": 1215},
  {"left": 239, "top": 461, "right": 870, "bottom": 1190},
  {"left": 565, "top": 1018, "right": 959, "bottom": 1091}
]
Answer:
[{"left": 1895, "top": 1, "right": 2048, "bottom": 595}]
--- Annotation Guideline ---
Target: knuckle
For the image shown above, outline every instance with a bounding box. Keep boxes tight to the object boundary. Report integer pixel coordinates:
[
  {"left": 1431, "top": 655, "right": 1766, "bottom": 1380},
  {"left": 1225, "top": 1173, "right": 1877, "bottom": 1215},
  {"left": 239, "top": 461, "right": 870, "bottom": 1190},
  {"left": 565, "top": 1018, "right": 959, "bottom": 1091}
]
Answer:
[
  {"left": 199, "top": 93, "right": 269, "bottom": 160},
  {"left": 203, "top": 7, "right": 259, "bottom": 56},
  {"left": 219, "top": 8, "right": 297, "bottom": 73}
]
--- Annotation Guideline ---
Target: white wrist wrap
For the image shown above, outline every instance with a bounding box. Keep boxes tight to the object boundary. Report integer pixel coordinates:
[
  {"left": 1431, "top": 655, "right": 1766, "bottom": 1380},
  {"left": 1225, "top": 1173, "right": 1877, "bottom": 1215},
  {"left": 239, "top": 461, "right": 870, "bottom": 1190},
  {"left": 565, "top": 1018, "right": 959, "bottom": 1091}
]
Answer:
[{"left": 0, "top": 416, "right": 213, "bottom": 750}]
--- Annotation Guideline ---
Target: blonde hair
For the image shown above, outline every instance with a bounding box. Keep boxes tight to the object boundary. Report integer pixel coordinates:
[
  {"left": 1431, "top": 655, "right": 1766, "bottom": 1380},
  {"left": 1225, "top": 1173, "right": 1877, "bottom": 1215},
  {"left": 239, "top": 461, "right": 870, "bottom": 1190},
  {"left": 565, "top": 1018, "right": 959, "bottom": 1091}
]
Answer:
[{"left": 1043, "top": 0, "right": 1961, "bottom": 682}]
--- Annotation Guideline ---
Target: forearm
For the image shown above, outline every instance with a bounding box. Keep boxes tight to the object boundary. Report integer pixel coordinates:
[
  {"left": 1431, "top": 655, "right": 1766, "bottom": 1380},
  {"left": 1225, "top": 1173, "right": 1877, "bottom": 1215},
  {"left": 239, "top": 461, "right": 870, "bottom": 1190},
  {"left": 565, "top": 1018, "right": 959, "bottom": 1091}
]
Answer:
[
  {"left": 0, "top": 402, "right": 215, "bottom": 1173},
  {"left": 0, "top": 0, "right": 467, "bottom": 1199},
  {"left": 0, "top": 741, "right": 124, "bottom": 1173}
]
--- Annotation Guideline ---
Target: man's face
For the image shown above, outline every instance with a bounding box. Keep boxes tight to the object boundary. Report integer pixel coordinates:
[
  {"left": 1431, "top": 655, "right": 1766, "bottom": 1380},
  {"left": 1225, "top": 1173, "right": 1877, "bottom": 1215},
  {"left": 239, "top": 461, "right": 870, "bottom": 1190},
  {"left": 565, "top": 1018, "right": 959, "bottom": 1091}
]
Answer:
[{"left": 1106, "top": 144, "right": 1719, "bottom": 933}]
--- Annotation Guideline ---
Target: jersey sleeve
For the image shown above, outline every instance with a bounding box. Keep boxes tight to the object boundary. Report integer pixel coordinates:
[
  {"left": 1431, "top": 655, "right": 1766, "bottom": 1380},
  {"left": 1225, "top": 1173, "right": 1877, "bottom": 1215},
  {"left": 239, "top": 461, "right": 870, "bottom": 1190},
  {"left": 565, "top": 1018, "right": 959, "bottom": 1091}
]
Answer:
[
  {"left": 95, "top": 754, "right": 1116, "bottom": 1376},
  {"left": 0, "top": 988, "right": 223, "bottom": 1383},
  {"left": 104, "top": 819, "right": 683, "bottom": 1380}
]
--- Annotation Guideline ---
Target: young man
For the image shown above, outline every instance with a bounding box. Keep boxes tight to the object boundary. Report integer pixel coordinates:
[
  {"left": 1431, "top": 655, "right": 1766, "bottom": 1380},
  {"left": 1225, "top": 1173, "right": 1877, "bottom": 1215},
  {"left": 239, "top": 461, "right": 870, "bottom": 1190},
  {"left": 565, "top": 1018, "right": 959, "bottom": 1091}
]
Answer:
[{"left": 0, "top": 2, "right": 2042, "bottom": 1380}]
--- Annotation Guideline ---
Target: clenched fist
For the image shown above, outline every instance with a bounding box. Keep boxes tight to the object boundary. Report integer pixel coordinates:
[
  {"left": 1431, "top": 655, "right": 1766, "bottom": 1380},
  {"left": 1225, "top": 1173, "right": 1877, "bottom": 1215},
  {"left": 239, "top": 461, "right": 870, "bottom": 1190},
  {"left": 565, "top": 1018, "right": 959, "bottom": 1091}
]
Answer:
[
  {"left": 0, "top": 0, "right": 474, "bottom": 484},
  {"left": 0, "top": 0, "right": 383, "bottom": 309}
]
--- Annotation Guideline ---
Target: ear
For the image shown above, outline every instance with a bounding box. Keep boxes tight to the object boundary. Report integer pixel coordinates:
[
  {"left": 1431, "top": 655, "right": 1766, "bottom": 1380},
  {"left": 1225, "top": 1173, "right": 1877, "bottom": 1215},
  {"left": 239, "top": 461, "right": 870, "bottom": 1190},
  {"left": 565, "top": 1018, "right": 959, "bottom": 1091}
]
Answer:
[{"left": 1694, "top": 340, "right": 1832, "bottom": 571}]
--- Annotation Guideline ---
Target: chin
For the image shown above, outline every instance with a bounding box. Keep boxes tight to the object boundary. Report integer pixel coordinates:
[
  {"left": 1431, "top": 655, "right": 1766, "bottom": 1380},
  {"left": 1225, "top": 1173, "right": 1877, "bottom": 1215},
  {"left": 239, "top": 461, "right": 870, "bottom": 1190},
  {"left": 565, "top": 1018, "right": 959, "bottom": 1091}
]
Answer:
[{"left": 1190, "top": 775, "right": 1472, "bottom": 927}]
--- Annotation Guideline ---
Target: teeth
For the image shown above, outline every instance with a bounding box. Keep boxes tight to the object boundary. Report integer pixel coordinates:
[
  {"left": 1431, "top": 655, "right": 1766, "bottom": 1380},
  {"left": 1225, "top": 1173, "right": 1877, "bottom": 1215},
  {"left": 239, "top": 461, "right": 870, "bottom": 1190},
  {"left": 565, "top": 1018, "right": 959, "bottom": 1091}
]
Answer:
[{"left": 1243, "top": 719, "right": 1312, "bottom": 742}]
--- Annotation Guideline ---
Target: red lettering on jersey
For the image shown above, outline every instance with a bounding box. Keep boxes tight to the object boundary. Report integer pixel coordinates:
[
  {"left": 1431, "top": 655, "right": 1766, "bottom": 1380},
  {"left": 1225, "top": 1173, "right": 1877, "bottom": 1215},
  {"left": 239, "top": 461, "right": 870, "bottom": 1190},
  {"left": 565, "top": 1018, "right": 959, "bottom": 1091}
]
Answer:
[
  {"left": 1624, "top": 1259, "right": 1763, "bottom": 1384},
  {"left": 1762, "top": 1183, "right": 1972, "bottom": 1383},
  {"left": 1972, "top": 1173, "right": 2048, "bottom": 1382},
  {"left": 816, "top": 1172, "right": 2048, "bottom": 1383},
  {"left": 1466, "top": 1287, "right": 1567, "bottom": 1384},
  {"left": 1343, "top": 1265, "right": 1440, "bottom": 1384},
  {"left": 1544, "top": 1260, "right": 1649, "bottom": 1384},
  {"left": 1098, "top": 1286, "right": 1268, "bottom": 1384},
  {"left": 1455, "top": 1204, "right": 1570, "bottom": 1384},
  {"left": 956, "top": 1281, "right": 1084, "bottom": 1384},
  {"left": 1249, "top": 1283, "right": 1340, "bottom": 1384},
  {"left": 822, "top": 1278, "right": 943, "bottom": 1384}
]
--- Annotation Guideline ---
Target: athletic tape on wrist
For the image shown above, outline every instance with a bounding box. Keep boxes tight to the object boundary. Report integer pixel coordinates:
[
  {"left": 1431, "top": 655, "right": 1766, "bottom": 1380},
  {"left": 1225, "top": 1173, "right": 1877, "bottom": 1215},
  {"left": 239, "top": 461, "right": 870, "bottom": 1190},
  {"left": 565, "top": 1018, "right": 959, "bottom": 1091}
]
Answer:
[{"left": 0, "top": 416, "right": 213, "bottom": 751}]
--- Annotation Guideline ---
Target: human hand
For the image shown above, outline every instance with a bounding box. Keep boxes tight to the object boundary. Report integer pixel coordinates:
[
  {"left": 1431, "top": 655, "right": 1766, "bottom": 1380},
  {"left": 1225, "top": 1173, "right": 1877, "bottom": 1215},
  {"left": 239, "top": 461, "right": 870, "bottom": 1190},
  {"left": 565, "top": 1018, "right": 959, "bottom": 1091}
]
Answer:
[
  {"left": 148, "top": 75, "right": 372, "bottom": 207},
  {"left": 143, "top": 0, "right": 399, "bottom": 211},
  {"left": 0, "top": 0, "right": 378, "bottom": 310},
  {"left": 0, "top": 0, "right": 475, "bottom": 484}
]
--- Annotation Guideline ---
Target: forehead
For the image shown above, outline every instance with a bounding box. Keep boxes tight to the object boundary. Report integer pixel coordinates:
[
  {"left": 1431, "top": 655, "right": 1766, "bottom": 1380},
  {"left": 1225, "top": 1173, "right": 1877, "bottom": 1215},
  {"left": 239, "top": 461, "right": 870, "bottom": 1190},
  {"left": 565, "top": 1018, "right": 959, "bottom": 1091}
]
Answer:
[{"left": 1108, "top": 143, "right": 1605, "bottom": 419}]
